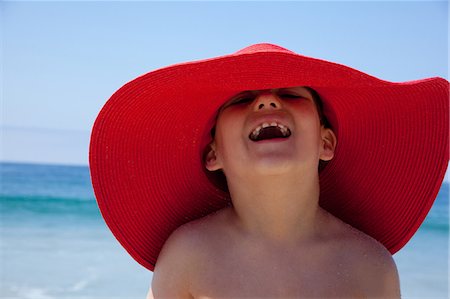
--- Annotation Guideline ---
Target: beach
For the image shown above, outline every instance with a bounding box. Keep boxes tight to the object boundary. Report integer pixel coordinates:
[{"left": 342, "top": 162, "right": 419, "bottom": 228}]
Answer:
[{"left": 1, "top": 162, "right": 448, "bottom": 298}]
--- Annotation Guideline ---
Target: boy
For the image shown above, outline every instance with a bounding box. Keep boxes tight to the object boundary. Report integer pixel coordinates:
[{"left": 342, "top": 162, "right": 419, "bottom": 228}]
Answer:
[{"left": 89, "top": 44, "right": 448, "bottom": 298}]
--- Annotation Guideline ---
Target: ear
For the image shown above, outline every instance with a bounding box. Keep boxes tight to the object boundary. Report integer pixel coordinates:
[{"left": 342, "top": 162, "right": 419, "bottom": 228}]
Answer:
[
  {"left": 205, "top": 142, "right": 222, "bottom": 171},
  {"left": 319, "top": 127, "right": 337, "bottom": 161}
]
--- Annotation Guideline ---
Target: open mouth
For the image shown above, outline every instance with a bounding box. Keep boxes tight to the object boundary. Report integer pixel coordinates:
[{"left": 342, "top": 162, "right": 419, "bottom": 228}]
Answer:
[{"left": 249, "top": 122, "right": 292, "bottom": 142}]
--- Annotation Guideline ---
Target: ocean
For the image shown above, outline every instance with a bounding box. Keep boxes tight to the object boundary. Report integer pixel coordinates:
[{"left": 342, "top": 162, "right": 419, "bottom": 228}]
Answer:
[{"left": 1, "top": 162, "right": 448, "bottom": 298}]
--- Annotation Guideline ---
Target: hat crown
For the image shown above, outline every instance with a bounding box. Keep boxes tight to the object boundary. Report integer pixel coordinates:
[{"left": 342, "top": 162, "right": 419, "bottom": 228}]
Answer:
[{"left": 234, "top": 43, "right": 295, "bottom": 55}]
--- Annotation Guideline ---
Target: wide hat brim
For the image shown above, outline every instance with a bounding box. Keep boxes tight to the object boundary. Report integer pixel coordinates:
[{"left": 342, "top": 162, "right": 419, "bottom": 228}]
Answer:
[{"left": 89, "top": 44, "right": 449, "bottom": 271}]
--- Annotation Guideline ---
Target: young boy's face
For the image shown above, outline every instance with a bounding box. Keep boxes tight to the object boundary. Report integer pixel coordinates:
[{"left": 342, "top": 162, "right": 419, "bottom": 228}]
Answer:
[{"left": 205, "top": 86, "right": 336, "bottom": 179}]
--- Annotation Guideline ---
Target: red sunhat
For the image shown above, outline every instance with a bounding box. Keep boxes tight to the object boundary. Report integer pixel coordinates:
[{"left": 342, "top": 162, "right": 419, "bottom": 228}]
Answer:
[{"left": 89, "top": 43, "right": 449, "bottom": 271}]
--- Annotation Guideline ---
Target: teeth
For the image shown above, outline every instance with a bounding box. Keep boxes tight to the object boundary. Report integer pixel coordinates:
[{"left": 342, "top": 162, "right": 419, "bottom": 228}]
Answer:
[
  {"left": 251, "top": 127, "right": 261, "bottom": 139},
  {"left": 279, "top": 125, "right": 288, "bottom": 136},
  {"left": 249, "top": 122, "right": 291, "bottom": 140}
]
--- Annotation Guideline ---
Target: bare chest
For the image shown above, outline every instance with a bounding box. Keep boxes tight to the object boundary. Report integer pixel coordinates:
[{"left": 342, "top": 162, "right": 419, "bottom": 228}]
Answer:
[{"left": 190, "top": 246, "right": 365, "bottom": 298}]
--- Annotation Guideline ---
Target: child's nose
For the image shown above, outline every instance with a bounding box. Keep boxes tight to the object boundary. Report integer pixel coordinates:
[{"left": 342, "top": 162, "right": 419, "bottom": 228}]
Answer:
[{"left": 253, "top": 92, "right": 281, "bottom": 111}]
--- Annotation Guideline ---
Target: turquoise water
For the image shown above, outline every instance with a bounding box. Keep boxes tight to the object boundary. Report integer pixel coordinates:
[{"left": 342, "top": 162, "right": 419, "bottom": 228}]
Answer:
[
  {"left": 1, "top": 162, "right": 151, "bottom": 298},
  {"left": 1, "top": 162, "right": 448, "bottom": 298},
  {"left": 1, "top": 163, "right": 96, "bottom": 220}
]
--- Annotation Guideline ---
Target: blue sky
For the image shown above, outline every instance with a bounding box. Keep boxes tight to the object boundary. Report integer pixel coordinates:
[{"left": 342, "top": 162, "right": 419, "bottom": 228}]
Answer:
[{"left": 2, "top": 1, "right": 449, "bottom": 180}]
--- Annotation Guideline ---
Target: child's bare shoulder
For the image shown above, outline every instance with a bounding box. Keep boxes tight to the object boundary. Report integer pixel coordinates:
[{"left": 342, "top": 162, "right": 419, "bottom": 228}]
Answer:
[
  {"left": 155, "top": 208, "right": 231, "bottom": 266},
  {"left": 334, "top": 217, "right": 396, "bottom": 266},
  {"left": 328, "top": 215, "right": 400, "bottom": 295},
  {"left": 151, "top": 209, "right": 229, "bottom": 297}
]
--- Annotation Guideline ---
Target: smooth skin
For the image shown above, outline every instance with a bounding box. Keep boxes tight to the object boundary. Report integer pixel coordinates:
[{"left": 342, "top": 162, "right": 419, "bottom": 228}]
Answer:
[{"left": 149, "top": 87, "right": 401, "bottom": 299}]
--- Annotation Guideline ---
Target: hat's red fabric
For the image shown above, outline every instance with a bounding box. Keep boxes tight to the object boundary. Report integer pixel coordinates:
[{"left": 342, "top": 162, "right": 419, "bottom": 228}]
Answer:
[{"left": 89, "top": 43, "right": 449, "bottom": 271}]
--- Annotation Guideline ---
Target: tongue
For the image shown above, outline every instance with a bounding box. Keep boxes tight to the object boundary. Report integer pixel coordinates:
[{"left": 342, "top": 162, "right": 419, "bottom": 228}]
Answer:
[{"left": 256, "top": 126, "right": 286, "bottom": 141}]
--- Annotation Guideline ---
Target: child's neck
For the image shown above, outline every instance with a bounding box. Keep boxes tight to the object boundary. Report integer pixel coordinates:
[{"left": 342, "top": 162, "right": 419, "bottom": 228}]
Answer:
[{"left": 226, "top": 171, "right": 328, "bottom": 244}]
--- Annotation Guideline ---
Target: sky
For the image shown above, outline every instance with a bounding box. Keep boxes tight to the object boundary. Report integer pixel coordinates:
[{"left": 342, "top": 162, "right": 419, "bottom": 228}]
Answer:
[{"left": 1, "top": 1, "right": 449, "bottom": 181}]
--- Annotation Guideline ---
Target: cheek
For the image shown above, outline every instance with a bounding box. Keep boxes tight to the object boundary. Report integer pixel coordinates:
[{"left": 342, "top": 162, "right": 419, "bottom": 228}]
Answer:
[
  {"left": 297, "top": 100, "right": 320, "bottom": 116},
  {"left": 216, "top": 108, "right": 246, "bottom": 134},
  {"left": 214, "top": 114, "right": 246, "bottom": 153},
  {"left": 291, "top": 105, "right": 324, "bottom": 149},
  {"left": 292, "top": 104, "right": 322, "bottom": 129}
]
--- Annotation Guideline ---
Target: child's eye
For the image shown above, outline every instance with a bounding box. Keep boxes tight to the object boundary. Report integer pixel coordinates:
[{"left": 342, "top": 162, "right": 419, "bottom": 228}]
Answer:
[
  {"left": 279, "top": 93, "right": 304, "bottom": 100},
  {"left": 231, "top": 96, "right": 254, "bottom": 105}
]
